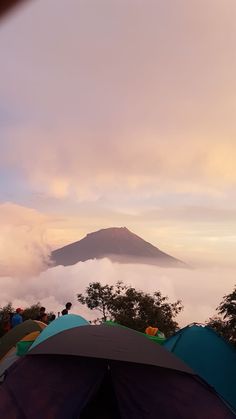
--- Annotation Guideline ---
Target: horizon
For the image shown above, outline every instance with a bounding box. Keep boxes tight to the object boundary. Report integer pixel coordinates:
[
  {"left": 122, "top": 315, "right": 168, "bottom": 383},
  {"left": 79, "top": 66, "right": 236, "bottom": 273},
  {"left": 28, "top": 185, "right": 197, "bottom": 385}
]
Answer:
[{"left": 0, "top": 1, "right": 236, "bottom": 325}]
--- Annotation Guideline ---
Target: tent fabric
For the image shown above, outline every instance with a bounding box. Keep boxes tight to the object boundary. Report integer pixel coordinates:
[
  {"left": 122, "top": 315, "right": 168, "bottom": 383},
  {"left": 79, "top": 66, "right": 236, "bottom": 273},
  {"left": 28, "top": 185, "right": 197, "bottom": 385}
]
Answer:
[
  {"left": 20, "top": 331, "right": 40, "bottom": 342},
  {"left": 34, "top": 320, "right": 47, "bottom": 328},
  {"left": 0, "top": 355, "right": 106, "bottom": 419},
  {"left": 80, "top": 372, "right": 121, "bottom": 419},
  {"left": 0, "top": 347, "right": 18, "bottom": 382},
  {"left": 29, "top": 324, "right": 193, "bottom": 374},
  {"left": 145, "top": 333, "right": 165, "bottom": 345},
  {"left": 105, "top": 320, "right": 166, "bottom": 344},
  {"left": 0, "top": 319, "right": 46, "bottom": 361},
  {"left": 111, "top": 361, "right": 234, "bottom": 419},
  {"left": 0, "top": 330, "right": 41, "bottom": 380},
  {"left": 16, "top": 340, "right": 34, "bottom": 356},
  {"left": 0, "top": 354, "right": 234, "bottom": 418},
  {"left": 163, "top": 324, "right": 236, "bottom": 413},
  {"left": 16, "top": 330, "right": 41, "bottom": 355},
  {"left": 30, "top": 314, "right": 89, "bottom": 350}
]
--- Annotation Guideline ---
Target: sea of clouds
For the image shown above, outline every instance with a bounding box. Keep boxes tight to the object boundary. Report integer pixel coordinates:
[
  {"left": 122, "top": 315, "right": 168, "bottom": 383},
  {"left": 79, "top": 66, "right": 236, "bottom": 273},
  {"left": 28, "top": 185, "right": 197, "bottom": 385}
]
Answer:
[
  {"left": 0, "top": 258, "right": 235, "bottom": 327},
  {"left": 0, "top": 202, "right": 235, "bottom": 327}
]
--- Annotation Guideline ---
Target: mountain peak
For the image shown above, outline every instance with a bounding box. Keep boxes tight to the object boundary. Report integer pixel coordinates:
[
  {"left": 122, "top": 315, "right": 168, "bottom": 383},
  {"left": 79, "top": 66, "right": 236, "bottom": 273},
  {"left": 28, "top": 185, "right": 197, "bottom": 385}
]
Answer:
[
  {"left": 87, "top": 226, "right": 129, "bottom": 235},
  {"left": 51, "top": 227, "right": 185, "bottom": 268},
  {"left": 86, "top": 226, "right": 132, "bottom": 239}
]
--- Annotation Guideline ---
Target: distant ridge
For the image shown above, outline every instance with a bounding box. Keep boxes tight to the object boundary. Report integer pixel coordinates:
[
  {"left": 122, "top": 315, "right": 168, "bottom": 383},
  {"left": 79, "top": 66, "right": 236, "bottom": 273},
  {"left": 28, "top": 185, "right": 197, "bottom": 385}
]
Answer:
[{"left": 51, "top": 227, "right": 186, "bottom": 268}]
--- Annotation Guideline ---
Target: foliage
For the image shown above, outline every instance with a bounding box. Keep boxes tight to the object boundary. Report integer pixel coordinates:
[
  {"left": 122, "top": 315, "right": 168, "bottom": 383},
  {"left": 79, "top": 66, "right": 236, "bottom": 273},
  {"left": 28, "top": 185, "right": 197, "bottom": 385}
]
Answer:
[
  {"left": 78, "top": 282, "right": 113, "bottom": 322},
  {"left": 207, "top": 316, "right": 234, "bottom": 343},
  {"left": 78, "top": 281, "right": 183, "bottom": 336},
  {"left": 22, "top": 303, "right": 41, "bottom": 321},
  {"left": 0, "top": 303, "right": 14, "bottom": 337},
  {"left": 0, "top": 302, "right": 14, "bottom": 317},
  {"left": 22, "top": 303, "right": 54, "bottom": 322},
  {"left": 0, "top": 302, "right": 55, "bottom": 337},
  {"left": 206, "top": 285, "right": 236, "bottom": 347}
]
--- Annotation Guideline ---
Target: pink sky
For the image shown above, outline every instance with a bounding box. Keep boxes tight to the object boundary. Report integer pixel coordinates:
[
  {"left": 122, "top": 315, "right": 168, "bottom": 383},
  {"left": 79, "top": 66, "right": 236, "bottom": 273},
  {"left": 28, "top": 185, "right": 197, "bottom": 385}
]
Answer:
[{"left": 0, "top": 0, "right": 236, "bottom": 321}]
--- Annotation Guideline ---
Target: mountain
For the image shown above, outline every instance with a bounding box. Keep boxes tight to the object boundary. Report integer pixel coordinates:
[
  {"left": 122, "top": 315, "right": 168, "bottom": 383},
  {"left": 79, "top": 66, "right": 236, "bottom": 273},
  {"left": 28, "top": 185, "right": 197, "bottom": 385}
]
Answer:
[{"left": 51, "top": 227, "right": 185, "bottom": 268}]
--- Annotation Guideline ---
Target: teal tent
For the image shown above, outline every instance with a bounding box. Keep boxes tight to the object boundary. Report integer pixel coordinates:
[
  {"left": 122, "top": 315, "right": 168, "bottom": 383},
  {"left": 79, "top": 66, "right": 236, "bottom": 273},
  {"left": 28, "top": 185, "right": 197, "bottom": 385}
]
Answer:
[
  {"left": 30, "top": 314, "right": 89, "bottom": 350},
  {"left": 164, "top": 324, "right": 236, "bottom": 413}
]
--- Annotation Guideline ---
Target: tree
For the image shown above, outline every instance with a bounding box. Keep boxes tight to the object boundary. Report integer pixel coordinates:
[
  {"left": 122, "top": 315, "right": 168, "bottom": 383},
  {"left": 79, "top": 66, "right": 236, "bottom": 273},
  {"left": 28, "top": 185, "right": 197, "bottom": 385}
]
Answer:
[
  {"left": 78, "top": 281, "right": 183, "bottom": 336},
  {"left": 0, "top": 302, "right": 55, "bottom": 336},
  {"left": 0, "top": 303, "right": 14, "bottom": 337},
  {"left": 77, "top": 283, "right": 114, "bottom": 322},
  {"left": 22, "top": 303, "right": 41, "bottom": 321},
  {"left": 22, "top": 303, "right": 55, "bottom": 322},
  {"left": 206, "top": 285, "right": 236, "bottom": 346}
]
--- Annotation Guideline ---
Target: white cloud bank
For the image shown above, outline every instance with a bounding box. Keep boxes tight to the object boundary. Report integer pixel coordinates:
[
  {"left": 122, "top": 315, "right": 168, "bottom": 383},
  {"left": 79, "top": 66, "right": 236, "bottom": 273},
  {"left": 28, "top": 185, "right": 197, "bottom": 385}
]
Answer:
[
  {"left": 0, "top": 202, "right": 235, "bottom": 327},
  {"left": 0, "top": 259, "right": 235, "bottom": 327},
  {"left": 0, "top": 203, "right": 51, "bottom": 277}
]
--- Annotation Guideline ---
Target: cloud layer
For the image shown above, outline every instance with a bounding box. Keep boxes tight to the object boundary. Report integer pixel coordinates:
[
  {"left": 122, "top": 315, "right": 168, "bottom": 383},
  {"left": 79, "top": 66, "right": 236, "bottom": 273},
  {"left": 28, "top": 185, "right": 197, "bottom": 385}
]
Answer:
[
  {"left": 0, "top": 203, "right": 51, "bottom": 277},
  {"left": 0, "top": 259, "right": 235, "bottom": 327},
  {"left": 0, "top": 201, "right": 234, "bottom": 327}
]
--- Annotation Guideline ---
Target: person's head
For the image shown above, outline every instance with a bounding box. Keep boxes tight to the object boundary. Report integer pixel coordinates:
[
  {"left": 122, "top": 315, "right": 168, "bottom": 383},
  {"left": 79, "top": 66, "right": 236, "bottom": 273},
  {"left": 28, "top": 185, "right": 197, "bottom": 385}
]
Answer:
[
  {"left": 50, "top": 314, "right": 56, "bottom": 321},
  {"left": 65, "top": 302, "right": 72, "bottom": 310},
  {"left": 61, "top": 308, "right": 68, "bottom": 316},
  {"left": 16, "top": 308, "right": 23, "bottom": 315},
  {"left": 40, "top": 306, "right": 46, "bottom": 314}
]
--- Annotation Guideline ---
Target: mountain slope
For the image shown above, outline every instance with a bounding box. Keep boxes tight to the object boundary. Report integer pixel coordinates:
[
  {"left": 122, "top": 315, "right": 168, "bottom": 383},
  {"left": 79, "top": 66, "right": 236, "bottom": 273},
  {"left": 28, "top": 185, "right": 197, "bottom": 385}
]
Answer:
[{"left": 51, "top": 227, "right": 185, "bottom": 268}]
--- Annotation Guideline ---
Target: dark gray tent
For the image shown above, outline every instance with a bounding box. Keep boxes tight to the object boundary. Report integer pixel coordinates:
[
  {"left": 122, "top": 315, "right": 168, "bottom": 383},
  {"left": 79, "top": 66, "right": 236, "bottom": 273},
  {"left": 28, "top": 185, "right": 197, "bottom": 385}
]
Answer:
[{"left": 0, "top": 325, "right": 234, "bottom": 418}]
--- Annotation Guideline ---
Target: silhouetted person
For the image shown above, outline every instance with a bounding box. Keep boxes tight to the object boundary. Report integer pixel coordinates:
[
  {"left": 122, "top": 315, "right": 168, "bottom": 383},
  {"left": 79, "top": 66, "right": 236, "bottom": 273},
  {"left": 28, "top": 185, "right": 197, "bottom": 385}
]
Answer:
[
  {"left": 61, "top": 302, "right": 72, "bottom": 316},
  {"left": 11, "top": 308, "right": 23, "bottom": 328},
  {"left": 40, "top": 313, "right": 48, "bottom": 324},
  {"left": 2, "top": 312, "right": 11, "bottom": 334},
  {"left": 49, "top": 314, "right": 56, "bottom": 322},
  {"left": 37, "top": 306, "right": 46, "bottom": 321}
]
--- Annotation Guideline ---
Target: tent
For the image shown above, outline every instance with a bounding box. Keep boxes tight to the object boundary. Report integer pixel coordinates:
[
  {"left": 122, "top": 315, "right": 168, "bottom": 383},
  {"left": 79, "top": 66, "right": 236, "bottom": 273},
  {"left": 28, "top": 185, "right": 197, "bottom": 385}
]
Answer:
[
  {"left": 16, "top": 330, "right": 40, "bottom": 356},
  {"left": 163, "top": 324, "right": 236, "bottom": 413},
  {"left": 0, "top": 347, "right": 18, "bottom": 382},
  {"left": 0, "top": 330, "right": 40, "bottom": 382},
  {"left": 105, "top": 320, "right": 166, "bottom": 344},
  {"left": 0, "top": 319, "right": 46, "bottom": 361},
  {"left": 0, "top": 324, "right": 234, "bottom": 418},
  {"left": 30, "top": 314, "right": 89, "bottom": 349}
]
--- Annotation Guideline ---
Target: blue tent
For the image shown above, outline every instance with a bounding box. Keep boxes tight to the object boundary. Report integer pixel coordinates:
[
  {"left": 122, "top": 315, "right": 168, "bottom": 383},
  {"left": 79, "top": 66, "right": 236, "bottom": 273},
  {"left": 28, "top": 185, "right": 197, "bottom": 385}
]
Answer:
[
  {"left": 164, "top": 324, "right": 236, "bottom": 413},
  {"left": 30, "top": 314, "right": 89, "bottom": 350}
]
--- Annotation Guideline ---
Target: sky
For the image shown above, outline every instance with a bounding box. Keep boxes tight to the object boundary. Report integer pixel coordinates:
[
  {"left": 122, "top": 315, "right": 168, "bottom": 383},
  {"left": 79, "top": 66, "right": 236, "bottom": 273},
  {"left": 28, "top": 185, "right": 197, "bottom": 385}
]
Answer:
[{"left": 0, "top": 1, "right": 236, "bottom": 324}]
